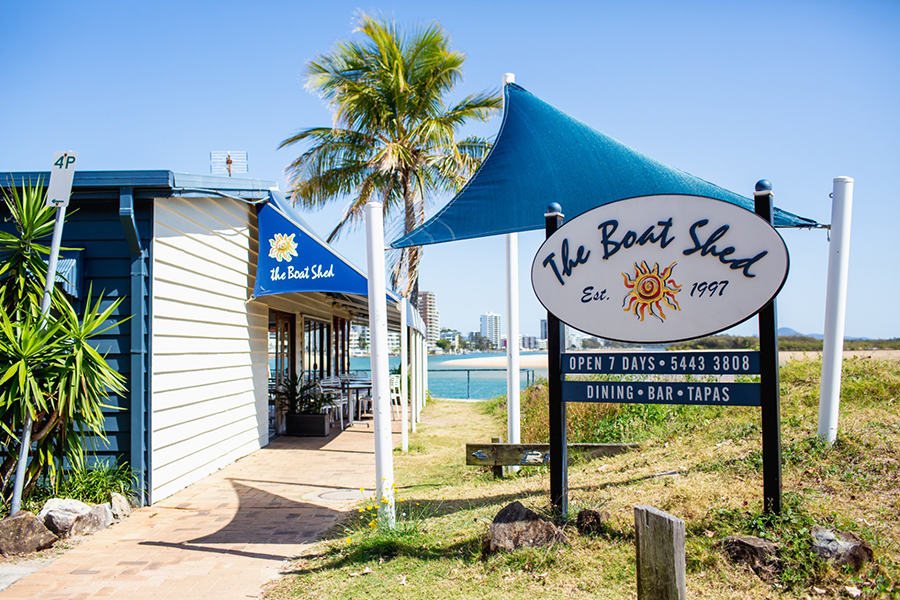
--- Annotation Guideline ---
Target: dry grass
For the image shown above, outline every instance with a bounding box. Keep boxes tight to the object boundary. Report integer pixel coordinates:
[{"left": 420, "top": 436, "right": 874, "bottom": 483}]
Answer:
[{"left": 265, "top": 356, "right": 900, "bottom": 600}]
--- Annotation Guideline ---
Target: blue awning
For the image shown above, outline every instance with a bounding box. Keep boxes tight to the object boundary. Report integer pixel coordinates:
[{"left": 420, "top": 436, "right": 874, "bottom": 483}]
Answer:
[
  {"left": 254, "top": 189, "right": 372, "bottom": 298},
  {"left": 392, "top": 83, "right": 818, "bottom": 249}
]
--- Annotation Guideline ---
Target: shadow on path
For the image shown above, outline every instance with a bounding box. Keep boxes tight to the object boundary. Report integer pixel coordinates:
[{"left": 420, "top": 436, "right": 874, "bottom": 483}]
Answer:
[{"left": 139, "top": 480, "right": 342, "bottom": 562}]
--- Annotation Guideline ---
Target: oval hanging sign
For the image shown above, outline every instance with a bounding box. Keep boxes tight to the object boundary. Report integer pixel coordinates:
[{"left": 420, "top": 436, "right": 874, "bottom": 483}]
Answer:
[{"left": 531, "top": 195, "right": 789, "bottom": 343}]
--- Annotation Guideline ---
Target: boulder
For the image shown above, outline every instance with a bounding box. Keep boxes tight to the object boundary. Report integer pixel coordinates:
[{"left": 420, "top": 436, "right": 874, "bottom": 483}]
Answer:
[
  {"left": 720, "top": 535, "right": 780, "bottom": 580},
  {"left": 39, "top": 498, "right": 91, "bottom": 536},
  {"left": 0, "top": 511, "right": 58, "bottom": 555},
  {"left": 39, "top": 498, "right": 113, "bottom": 537},
  {"left": 109, "top": 492, "right": 132, "bottom": 520},
  {"left": 483, "top": 501, "right": 566, "bottom": 555},
  {"left": 78, "top": 503, "right": 114, "bottom": 536},
  {"left": 575, "top": 509, "right": 609, "bottom": 536},
  {"left": 811, "top": 527, "right": 873, "bottom": 571}
]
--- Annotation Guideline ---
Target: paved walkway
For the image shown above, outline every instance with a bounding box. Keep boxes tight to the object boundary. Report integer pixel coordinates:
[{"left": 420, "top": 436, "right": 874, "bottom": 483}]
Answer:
[{"left": 1, "top": 421, "right": 397, "bottom": 599}]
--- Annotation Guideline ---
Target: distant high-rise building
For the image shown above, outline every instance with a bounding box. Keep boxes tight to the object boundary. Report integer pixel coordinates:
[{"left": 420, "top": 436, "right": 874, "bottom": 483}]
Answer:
[
  {"left": 480, "top": 312, "right": 502, "bottom": 349},
  {"left": 350, "top": 324, "right": 370, "bottom": 354},
  {"left": 387, "top": 330, "right": 401, "bottom": 353},
  {"left": 566, "top": 325, "right": 580, "bottom": 349},
  {"left": 417, "top": 291, "right": 440, "bottom": 347},
  {"left": 540, "top": 319, "right": 548, "bottom": 340}
]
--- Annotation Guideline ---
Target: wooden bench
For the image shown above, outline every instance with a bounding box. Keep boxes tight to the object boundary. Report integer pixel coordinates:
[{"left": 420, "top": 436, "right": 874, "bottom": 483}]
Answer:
[{"left": 467, "top": 439, "right": 639, "bottom": 476}]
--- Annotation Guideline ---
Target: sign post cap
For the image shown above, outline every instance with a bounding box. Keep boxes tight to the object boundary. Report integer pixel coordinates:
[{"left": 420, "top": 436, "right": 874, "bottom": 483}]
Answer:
[{"left": 755, "top": 179, "right": 773, "bottom": 195}]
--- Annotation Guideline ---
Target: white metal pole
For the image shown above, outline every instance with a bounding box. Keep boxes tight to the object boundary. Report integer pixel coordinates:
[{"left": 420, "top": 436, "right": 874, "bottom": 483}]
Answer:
[
  {"left": 400, "top": 297, "right": 409, "bottom": 452},
  {"left": 502, "top": 72, "right": 522, "bottom": 465},
  {"left": 10, "top": 204, "right": 67, "bottom": 515},
  {"left": 410, "top": 337, "right": 418, "bottom": 432},
  {"left": 818, "top": 177, "right": 854, "bottom": 444},
  {"left": 364, "top": 200, "right": 395, "bottom": 527},
  {"left": 506, "top": 233, "right": 520, "bottom": 442},
  {"left": 423, "top": 337, "right": 429, "bottom": 407},
  {"left": 413, "top": 335, "right": 421, "bottom": 422},
  {"left": 417, "top": 335, "right": 424, "bottom": 420},
  {"left": 409, "top": 333, "right": 416, "bottom": 429}
]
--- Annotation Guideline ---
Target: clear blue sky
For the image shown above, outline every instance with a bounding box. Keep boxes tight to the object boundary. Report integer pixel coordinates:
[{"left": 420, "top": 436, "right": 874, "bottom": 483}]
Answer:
[{"left": 2, "top": 1, "right": 898, "bottom": 339}]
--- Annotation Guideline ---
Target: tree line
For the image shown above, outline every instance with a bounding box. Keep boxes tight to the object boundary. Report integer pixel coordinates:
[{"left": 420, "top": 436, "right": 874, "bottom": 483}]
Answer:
[{"left": 669, "top": 335, "right": 900, "bottom": 352}]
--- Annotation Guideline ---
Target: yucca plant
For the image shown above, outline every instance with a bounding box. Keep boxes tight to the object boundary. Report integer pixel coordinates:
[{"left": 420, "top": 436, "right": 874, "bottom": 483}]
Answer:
[{"left": 0, "top": 181, "right": 127, "bottom": 505}]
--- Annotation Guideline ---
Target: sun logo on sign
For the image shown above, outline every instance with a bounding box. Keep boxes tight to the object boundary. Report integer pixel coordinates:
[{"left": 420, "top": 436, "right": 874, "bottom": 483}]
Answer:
[
  {"left": 268, "top": 233, "right": 298, "bottom": 263},
  {"left": 622, "top": 261, "right": 682, "bottom": 323}
]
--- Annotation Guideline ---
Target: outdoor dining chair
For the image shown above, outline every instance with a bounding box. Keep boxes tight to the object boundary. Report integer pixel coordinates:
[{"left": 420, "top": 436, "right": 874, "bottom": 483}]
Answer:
[{"left": 389, "top": 375, "right": 402, "bottom": 420}]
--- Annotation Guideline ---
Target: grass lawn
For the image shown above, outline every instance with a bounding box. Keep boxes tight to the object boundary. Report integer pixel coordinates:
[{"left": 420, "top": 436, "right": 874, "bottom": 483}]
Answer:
[{"left": 265, "top": 356, "right": 900, "bottom": 599}]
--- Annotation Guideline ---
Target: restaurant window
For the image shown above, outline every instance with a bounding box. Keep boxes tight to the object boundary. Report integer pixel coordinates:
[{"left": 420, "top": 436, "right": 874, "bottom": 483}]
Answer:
[
  {"left": 303, "top": 318, "right": 331, "bottom": 380},
  {"left": 333, "top": 316, "right": 350, "bottom": 375}
]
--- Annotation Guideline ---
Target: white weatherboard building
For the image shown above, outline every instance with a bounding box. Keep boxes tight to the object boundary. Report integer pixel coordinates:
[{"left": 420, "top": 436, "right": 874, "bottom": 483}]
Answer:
[
  {"left": 480, "top": 312, "right": 502, "bottom": 349},
  {"left": 1, "top": 170, "right": 427, "bottom": 505}
]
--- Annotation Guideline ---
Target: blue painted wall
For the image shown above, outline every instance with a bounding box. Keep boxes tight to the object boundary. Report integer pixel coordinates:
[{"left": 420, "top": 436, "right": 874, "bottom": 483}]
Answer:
[{"left": 0, "top": 194, "right": 152, "bottom": 499}]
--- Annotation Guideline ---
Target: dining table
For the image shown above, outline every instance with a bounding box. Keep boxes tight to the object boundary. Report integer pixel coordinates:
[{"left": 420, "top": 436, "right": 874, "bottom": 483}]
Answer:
[{"left": 341, "top": 379, "right": 373, "bottom": 422}]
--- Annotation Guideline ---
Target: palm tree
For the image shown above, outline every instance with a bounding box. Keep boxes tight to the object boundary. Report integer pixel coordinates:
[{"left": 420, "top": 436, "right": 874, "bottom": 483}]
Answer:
[{"left": 279, "top": 14, "right": 501, "bottom": 307}]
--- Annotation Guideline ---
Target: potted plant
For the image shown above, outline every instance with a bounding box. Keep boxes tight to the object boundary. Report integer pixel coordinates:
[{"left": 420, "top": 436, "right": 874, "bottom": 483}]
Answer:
[{"left": 279, "top": 375, "right": 335, "bottom": 437}]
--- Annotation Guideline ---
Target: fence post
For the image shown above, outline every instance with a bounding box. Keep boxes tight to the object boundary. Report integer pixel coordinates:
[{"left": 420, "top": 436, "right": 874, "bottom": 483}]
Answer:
[
  {"left": 634, "top": 505, "right": 686, "bottom": 600},
  {"left": 491, "top": 437, "right": 504, "bottom": 478}
]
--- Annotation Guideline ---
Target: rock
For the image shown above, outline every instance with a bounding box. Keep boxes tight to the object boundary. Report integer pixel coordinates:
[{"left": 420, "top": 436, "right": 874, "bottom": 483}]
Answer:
[
  {"left": 720, "top": 535, "right": 780, "bottom": 581},
  {"left": 575, "top": 509, "right": 609, "bottom": 536},
  {"left": 844, "top": 586, "right": 862, "bottom": 598},
  {"left": 79, "top": 503, "right": 114, "bottom": 536},
  {"left": 39, "top": 498, "right": 92, "bottom": 537},
  {"left": 38, "top": 498, "right": 113, "bottom": 538},
  {"left": 810, "top": 527, "right": 873, "bottom": 571},
  {"left": 483, "top": 501, "right": 566, "bottom": 555},
  {"left": 109, "top": 492, "right": 132, "bottom": 520},
  {"left": 0, "top": 512, "right": 58, "bottom": 555}
]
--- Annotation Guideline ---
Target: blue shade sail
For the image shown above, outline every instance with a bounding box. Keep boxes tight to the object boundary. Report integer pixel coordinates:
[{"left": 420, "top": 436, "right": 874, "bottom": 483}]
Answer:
[
  {"left": 392, "top": 83, "right": 818, "bottom": 249},
  {"left": 254, "top": 189, "right": 371, "bottom": 298}
]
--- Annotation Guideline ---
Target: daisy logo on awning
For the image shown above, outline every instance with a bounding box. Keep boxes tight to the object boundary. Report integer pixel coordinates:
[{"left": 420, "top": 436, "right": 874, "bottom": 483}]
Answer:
[{"left": 268, "top": 233, "right": 298, "bottom": 263}]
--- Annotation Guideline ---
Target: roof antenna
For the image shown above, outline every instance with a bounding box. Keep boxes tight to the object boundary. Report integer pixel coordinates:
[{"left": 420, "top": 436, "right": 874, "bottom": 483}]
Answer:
[{"left": 210, "top": 151, "right": 248, "bottom": 177}]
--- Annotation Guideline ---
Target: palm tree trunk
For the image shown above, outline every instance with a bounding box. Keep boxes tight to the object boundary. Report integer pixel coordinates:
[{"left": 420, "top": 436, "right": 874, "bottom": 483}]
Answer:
[
  {"left": 402, "top": 172, "right": 422, "bottom": 309},
  {"left": 0, "top": 454, "right": 15, "bottom": 497}
]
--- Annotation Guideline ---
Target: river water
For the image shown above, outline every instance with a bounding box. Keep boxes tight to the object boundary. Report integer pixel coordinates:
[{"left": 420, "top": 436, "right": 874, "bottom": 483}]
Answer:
[{"left": 349, "top": 352, "right": 548, "bottom": 400}]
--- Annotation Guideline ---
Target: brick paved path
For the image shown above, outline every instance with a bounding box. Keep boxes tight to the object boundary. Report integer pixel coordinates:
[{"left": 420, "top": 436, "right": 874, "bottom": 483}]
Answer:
[{"left": 1, "top": 422, "right": 396, "bottom": 599}]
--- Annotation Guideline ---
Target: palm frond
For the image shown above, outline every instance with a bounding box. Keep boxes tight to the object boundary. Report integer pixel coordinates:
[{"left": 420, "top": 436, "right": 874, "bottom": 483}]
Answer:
[{"left": 281, "top": 14, "right": 501, "bottom": 300}]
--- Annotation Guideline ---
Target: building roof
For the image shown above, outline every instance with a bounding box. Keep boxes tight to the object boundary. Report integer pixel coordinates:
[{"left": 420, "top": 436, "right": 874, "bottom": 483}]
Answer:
[{"left": 0, "top": 170, "right": 276, "bottom": 201}]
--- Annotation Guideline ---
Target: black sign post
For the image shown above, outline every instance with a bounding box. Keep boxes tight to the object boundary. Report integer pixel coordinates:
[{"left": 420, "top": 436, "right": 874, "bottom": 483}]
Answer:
[
  {"left": 546, "top": 203, "right": 568, "bottom": 519},
  {"left": 538, "top": 188, "right": 785, "bottom": 517},
  {"left": 755, "top": 180, "right": 783, "bottom": 514}
]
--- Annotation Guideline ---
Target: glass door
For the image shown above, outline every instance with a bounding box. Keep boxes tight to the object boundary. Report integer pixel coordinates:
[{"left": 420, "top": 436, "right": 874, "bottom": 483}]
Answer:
[{"left": 269, "top": 310, "right": 295, "bottom": 435}]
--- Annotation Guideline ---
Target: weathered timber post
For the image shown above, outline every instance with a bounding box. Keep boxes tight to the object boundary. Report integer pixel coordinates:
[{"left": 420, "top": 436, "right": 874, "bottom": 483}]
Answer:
[
  {"left": 491, "top": 437, "right": 504, "bottom": 478},
  {"left": 634, "top": 505, "right": 686, "bottom": 600}
]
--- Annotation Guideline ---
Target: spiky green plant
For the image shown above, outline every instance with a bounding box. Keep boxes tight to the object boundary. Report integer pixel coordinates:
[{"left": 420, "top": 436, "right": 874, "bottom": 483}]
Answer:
[{"left": 0, "top": 181, "right": 127, "bottom": 503}]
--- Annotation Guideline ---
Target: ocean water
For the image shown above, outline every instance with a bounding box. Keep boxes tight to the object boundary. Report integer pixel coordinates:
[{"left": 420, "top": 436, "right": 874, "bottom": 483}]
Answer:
[{"left": 349, "top": 352, "right": 548, "bottom": 400}]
